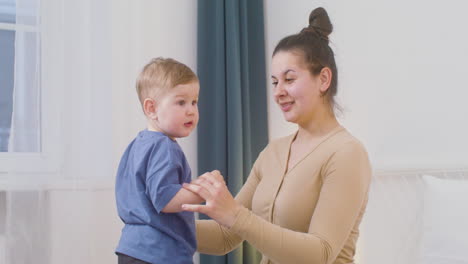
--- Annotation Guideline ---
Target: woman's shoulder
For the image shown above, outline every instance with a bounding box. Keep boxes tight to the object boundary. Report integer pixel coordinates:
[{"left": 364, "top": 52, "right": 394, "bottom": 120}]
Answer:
[
  {"left": 326, "top": 128, "right": 368, "bottom": 154},
  {"left": 323, "top": 129, "right": 371, "bottom": 173}
]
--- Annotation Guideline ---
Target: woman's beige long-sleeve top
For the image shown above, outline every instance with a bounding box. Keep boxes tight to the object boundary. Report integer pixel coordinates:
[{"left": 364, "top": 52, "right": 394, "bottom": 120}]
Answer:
[{"left": 196, "top": 127, "right": 372, "bottom": 264}]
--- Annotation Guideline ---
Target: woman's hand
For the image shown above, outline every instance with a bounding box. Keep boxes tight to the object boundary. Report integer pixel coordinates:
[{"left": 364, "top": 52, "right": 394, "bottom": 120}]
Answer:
[{"left": 182, "top": 170, "right": 241, "bottom": 228}]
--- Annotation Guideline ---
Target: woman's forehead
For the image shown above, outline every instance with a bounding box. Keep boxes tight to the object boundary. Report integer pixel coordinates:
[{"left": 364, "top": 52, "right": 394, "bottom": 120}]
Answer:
[{"left": 272, "top": 52, "right": 307, "bottom": 76}]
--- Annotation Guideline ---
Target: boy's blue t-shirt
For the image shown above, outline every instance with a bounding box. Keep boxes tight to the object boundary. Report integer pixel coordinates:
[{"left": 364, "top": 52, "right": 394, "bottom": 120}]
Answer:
[{"left": 115, "top": 130, "right": 196, "bottom": 264}]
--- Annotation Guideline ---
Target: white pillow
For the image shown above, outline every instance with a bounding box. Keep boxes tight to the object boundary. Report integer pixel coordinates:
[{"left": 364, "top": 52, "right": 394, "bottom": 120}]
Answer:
[{"left": 420, "top": 175, "right": 468, "bottom": 264}]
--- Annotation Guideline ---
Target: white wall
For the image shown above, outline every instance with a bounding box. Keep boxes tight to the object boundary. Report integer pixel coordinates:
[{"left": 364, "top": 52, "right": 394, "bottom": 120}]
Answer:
[
  {"left": 264, "top": 0, "right": 468, "bottom": 170},
  {"left": 48, "top": 189, "right": 120, "bottom": 264}
]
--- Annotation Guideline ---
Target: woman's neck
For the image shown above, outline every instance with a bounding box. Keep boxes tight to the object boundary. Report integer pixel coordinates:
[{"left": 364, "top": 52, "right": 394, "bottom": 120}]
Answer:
[{"left": 296, "top": 115, "right": 340, "bottom": 141}]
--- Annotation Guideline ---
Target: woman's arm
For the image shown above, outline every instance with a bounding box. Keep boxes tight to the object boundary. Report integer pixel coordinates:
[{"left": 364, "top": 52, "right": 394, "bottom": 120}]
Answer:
[{"left": 184, "top": 142, "right": 371, "bottom": 264}]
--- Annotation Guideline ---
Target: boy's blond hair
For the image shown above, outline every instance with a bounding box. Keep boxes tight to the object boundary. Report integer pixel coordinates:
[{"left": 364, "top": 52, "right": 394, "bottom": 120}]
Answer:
[{"left": 136, "top": 57, "right": 198, "bottom": 106}]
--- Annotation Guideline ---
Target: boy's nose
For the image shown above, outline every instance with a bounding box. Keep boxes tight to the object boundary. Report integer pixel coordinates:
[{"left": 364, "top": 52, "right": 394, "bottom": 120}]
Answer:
[{"left": 187, "top": 106, "right": 196, "bottom": 115}]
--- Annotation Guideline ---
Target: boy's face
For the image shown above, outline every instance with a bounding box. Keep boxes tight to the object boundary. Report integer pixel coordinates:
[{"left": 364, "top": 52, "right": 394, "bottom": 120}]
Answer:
[{"left": 154, "top": 81, "right": 199, "bottom": 139}]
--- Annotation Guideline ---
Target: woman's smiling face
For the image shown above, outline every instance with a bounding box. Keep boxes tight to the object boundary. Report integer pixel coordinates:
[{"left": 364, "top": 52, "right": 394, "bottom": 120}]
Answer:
[{"left": 271, "top": 51, "right": 327, "bottom": 125}]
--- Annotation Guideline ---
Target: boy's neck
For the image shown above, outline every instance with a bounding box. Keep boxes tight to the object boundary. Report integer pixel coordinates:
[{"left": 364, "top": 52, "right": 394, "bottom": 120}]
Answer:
[
  {"left": 147, "top": 123, "right": 176, "bottom": 141},
  {"left": 147, "top": 122, "right": 159, "bottom": 132}
]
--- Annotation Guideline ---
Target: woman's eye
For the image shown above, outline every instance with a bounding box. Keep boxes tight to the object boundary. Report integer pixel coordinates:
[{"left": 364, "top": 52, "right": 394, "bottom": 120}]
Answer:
[
  {"left": 285, "top": 78, "right": 294, "bottom": 83},
  {"left": 271, "top": 81, "right": 278, "bottom": 86}
]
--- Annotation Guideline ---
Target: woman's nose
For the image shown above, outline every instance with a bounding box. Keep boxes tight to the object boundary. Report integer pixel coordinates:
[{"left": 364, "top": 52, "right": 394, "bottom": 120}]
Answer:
[{"left": 274, "top": 83, "right": 286, "bottom": 98}]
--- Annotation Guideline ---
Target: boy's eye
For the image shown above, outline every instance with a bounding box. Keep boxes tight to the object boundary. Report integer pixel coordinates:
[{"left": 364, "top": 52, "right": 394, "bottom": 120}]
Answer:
[
  {"left": 177, "top": 100, "right": 186, "bottom": 106},
  {"left": 192, "top": 100, "right": 198, "bottom": 106}
]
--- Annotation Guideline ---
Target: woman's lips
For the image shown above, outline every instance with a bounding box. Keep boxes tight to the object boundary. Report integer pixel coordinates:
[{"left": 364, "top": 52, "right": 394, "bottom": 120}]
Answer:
[{"left": 280, "top": 102, "right": 294, "bottom": 112}]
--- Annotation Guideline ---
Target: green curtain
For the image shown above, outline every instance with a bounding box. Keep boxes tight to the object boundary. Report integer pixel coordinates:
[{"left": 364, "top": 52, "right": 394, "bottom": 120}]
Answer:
[{"left": 197, "top": 0, "right": 268, "bottom": 263}]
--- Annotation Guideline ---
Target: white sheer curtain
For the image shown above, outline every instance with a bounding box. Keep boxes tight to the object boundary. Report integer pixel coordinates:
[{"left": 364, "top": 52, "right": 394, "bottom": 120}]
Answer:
[
  {"left": 4, "top": 0, "right": 118, "bottom": 263},
  {"left": 2, "top": 1, "right": 198, "bottom": 263},
  {"left": 3, "top": 0, "right": 45, "bottom": 262},
  {"left": 7, "top": 0, "right": 40, "bottom": 152}
]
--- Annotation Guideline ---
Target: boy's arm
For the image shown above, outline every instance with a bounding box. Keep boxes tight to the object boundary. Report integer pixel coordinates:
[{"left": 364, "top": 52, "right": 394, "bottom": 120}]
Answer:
[
  {"left": 146, "top": 140, "right": 204, "bottom": 213},
  {"left": 162, "top": 188, "right": 203, "bottom": 213}
]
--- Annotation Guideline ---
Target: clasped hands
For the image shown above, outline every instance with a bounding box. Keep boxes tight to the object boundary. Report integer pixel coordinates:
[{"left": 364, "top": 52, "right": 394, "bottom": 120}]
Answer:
[{"left": 182, "top": 170, "right": 241, "bottom": 228}]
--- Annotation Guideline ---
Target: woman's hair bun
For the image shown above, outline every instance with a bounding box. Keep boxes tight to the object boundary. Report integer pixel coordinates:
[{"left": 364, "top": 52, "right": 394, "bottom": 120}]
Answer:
[{"left": 304, "top": 7, "right": 333, "bottom": 40}]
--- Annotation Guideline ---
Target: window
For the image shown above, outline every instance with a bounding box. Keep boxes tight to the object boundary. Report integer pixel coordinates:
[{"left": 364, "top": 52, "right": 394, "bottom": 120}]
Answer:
[
  {"left": 0, "top": 0, "right": 60, "bottom": 173},
  {"left": 0, "top": 0, "right": 16, "bottom": 152},
  {"left": 0, "top": 0, "right": 41, "bottom": 153}
]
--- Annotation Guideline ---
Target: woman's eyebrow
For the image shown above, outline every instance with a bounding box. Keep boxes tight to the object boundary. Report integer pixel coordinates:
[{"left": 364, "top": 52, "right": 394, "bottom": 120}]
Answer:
[
  {"left": 271, "top": 69, "right": 295, "bottom": 79},
  {"left": 284, "top": 69, "right": 295, "bottom": 75}
]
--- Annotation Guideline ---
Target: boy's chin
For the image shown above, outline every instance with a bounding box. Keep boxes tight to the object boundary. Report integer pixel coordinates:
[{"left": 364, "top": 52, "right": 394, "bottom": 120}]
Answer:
[{"left": 173, "top": 131, "right": 193, "bottom": 139}]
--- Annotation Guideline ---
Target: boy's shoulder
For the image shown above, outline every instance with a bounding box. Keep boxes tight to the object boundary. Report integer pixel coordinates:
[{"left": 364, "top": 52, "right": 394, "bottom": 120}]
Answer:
[
  {"left": 135, "top": 130, "right": 177, "bottom": 147},
  {"left": 134, "top": 130, "right": 185, "bottom": 163}
]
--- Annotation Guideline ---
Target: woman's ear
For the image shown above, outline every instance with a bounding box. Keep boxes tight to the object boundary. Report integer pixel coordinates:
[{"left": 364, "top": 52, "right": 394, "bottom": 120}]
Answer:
[
  {"left": 143, "top": 98, "right": 158, "bottom": 120},
  {"left": 319, "top": 67, "right": 332, "bottom": 94}
]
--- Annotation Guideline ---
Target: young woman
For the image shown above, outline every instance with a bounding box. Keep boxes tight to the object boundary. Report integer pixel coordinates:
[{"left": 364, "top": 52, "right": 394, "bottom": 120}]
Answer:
[{"left": 183, "top": 7, "right": 371, "bottom": 264}]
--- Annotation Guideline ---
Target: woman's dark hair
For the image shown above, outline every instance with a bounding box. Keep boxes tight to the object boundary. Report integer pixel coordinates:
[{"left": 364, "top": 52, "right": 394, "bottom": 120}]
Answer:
[{"left": 273, "top": 7, "right": 339, "bottom": 112}]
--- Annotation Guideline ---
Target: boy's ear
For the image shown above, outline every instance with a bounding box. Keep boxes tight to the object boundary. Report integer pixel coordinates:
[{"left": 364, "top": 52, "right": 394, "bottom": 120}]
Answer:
[{"left": 143, "top": 98, "right": 158, "bottom": 120}]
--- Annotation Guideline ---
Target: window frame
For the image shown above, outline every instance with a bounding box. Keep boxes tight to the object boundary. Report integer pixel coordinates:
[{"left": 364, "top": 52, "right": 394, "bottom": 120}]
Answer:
[{"left": 0, "top": 1, "right": 62, "bottom": 174}]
